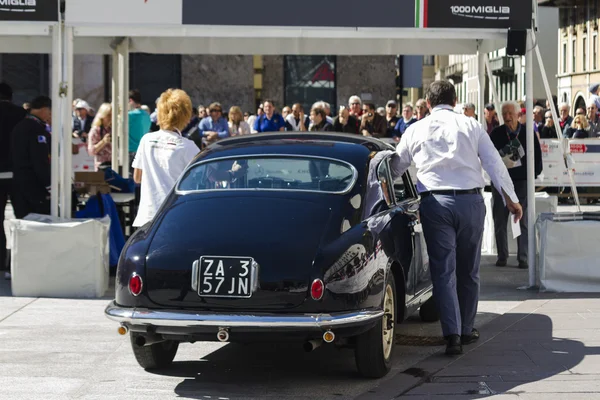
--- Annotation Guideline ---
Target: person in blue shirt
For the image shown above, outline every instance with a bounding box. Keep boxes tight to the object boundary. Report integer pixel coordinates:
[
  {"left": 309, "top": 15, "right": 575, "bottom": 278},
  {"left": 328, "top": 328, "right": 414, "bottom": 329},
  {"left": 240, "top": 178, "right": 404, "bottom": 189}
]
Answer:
[
  {"left": 253, "top": 100, "right": 286, "bottom": 133},
  {"left": 198, "top": 102, "right": 229, "bottom": 144},
  {"left": 393, "top": 104, "right": 417, "bottom": 141}
]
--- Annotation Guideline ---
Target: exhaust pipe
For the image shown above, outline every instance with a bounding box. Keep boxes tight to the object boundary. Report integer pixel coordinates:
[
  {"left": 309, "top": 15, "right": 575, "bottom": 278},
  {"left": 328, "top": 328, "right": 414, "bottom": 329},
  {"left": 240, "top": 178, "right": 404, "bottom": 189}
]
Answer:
[
  {"left": 217, "top": 328, "right": 230, "bottom": 342},
  {"left": 134, "top": 334, "right": 165, "bottom": 347},
  {"left": 303, "top": 339, "right": 323, "bottom": 352}
]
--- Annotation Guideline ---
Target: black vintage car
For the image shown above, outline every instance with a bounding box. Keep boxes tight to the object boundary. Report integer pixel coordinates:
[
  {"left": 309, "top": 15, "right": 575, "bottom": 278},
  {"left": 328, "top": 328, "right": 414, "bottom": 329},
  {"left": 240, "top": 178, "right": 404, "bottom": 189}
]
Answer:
[{"left": 105, "top": 132, "right": 437, "bottom": 378}]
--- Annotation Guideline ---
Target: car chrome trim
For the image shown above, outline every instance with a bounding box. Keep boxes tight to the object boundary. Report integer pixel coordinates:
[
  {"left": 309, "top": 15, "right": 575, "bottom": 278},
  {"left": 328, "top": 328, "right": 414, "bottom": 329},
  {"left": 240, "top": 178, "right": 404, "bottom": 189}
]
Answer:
[
  {"left": 191, "top": 260, "right": 199, "bottom": 292},
  {"left": 175, "top": 154, "right": 358, "bottom": 196},
  {"left": 105, "top": 301, "right": 383, "bottom": 329}
]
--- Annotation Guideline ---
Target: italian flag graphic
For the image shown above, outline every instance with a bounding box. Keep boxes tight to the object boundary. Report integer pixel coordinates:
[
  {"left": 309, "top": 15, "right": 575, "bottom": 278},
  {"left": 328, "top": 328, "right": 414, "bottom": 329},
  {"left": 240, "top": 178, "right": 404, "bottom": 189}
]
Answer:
[{"left": 415, "top": 0, "right": 428, "bottom": 28}]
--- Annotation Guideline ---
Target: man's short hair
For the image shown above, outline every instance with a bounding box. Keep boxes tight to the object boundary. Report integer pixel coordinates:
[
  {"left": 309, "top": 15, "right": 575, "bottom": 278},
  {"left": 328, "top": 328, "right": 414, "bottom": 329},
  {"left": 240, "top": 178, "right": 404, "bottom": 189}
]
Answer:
[
  {"left": 463, "top": 103, "right": 476, "bottom": 111},
  {"left": 533, "top": 105, "right": 544, "bottom": 113},
  {"left": 208, "top": 102, "right": 222, "bottom": 112},
  {"left": 311, "top": 107, "right": 326, "bottom": 119},
  {"left": 403, "top": 104, "right": 413, "bottom": 111},
  {"left": 30, "top": 95, "right": 51, "bottom": 110},
  {"left": 349, "top": 95, "right": 362, "bottom": 106},
  {"left": 426, "top": 80, "right": 456, "bottom": 109},
  {"left": 0, "top": 82, "right": 13, "bottom": 101},
  {"left": 129, "top": 89, "right": 142, "bottom": 104},
  {"left": 501, "top": 101, "right": 520, "bottom": 115},
  {"left": 559, "top": 102, "right": 570, "bottom": 110},
  {"left": 263, "top": 99, "right": 275, "bottom": 107},
  {"left": 363, "top": 102, "right": 376, "bottom": 111}
]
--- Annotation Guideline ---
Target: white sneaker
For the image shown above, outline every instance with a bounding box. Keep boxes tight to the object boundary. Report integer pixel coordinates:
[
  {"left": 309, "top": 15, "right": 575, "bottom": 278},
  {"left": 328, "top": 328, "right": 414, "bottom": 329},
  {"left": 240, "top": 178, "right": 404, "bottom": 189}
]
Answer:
[{"left": 4, "top": 272, "right": 11, "bottom": 280}]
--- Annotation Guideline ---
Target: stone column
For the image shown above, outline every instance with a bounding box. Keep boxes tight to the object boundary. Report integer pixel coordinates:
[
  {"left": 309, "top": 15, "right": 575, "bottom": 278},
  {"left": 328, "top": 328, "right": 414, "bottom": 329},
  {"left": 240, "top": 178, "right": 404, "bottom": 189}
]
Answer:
[
  {"left": 261, "top": 56, "right": 284, "bottom": 109},
  {"left": 182, "top": 55, "right": 254, "bottom": 114},
  {"left": 336, "top": 56, "right": 396, "bottom": 109}
]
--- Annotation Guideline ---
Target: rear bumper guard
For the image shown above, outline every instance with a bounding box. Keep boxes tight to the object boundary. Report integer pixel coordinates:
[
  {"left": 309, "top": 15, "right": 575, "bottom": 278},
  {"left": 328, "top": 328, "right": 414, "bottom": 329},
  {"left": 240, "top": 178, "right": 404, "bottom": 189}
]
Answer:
[{"left": 105, "top": 301, "right": 383, "bottom": 329}]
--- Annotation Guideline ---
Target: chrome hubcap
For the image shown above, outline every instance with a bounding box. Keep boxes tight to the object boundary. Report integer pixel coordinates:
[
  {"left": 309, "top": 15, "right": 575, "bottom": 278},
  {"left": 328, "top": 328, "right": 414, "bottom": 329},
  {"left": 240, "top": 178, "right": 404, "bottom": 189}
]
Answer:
[{"left": 382, "top": 283, "right": 394, "bottom": 359}]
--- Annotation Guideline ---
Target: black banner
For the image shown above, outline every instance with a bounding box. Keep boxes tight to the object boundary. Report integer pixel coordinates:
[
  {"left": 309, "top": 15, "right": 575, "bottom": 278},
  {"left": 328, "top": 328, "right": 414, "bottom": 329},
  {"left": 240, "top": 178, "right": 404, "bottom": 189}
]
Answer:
[
  {"left": 182, "top": 0, "right": 415, "bottom": 28},
  {"left": 182, "top": 0, "right": 531, "bottom": 30},
  {"left": 0, "top": 0, "right": 58, "bottom": 22},
  {"left": 427, "top": 0, "right": 532, "bottom": 30}
]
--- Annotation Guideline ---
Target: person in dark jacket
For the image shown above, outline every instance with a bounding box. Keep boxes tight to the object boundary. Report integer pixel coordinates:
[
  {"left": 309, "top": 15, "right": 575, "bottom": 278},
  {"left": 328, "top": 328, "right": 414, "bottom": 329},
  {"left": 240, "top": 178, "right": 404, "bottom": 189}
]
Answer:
[
  {"left": 332, "top": 106, "right": 358, "bottom": 134},
  {"left": 489, "top": 102, "right": 543, "bottom": 269},
  {"left": 0, "top": 82, "right": 27, "bottom": 278},
  {"left": 539, "top": 110, "right": 557, "bottom": 139},
  {"left": 309, "top": 107, "right": 333, "bottom": 132},
  {"left": 360, "top": 103, "right": 387, "bottom": 137},
  {"left": 11, "top": 96, "right": 52, "bottom": 220},
  {"left": 72, "top": 100, "right": 94, "bottom": 142}
]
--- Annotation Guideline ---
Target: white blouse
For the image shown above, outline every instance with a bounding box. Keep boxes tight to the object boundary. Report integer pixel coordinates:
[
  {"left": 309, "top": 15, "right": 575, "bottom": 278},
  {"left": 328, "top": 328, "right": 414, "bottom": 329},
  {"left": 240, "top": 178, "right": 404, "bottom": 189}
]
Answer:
[{"left": 228, "top": 121, "right": 251, "bottom": 136}]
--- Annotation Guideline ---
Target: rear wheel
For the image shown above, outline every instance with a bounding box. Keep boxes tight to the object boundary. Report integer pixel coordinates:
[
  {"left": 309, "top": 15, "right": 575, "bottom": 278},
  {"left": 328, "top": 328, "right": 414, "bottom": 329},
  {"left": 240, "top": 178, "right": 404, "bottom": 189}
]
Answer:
[
  {"left": 419, "top": 296, "right": 440, "bottom": 322},
  {"left": 354, "top": 273, "right": 397, "bottom": 378},
  {"left": 130, "top": 333, "right": 179, "bottom": 369}
]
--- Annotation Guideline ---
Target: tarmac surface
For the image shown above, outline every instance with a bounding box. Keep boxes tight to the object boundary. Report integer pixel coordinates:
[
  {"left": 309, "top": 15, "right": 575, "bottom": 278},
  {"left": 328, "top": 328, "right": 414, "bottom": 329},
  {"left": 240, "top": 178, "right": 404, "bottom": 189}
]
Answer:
[{"left": 0, "top": 255, "right": 539, "bottom": 400}]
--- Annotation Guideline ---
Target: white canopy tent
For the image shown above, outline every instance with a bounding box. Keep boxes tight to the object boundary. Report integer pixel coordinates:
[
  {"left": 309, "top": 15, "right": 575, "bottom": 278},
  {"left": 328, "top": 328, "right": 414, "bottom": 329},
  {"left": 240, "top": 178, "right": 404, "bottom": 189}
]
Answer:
[{"left": 59, "top": 0, "right": 549, "bottom": 286}]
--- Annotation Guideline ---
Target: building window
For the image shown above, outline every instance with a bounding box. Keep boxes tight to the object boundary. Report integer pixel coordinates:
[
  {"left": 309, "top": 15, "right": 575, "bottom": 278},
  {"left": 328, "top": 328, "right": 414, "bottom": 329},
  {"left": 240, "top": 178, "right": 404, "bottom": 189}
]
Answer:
[
  {"left": 563, "top": 42, "right": 567, "bottom": 73},
  {"left": 572, "top": 39, "right": 577, "bottom": 73},
  {"left": 594, "top": 35, "right": 598, "bottom": 70},
  {"left": 0, "top": 54, "right": 49, "bottom": 106},
  {"left": 583, "top": 37, "right": 588, "bottom": 71},
  {"left": 129, "top": 53, "right": 182, "bottom": 111},
  {"left": 284, "top": 56, "right": 336, "bottom": 113},
  {"left": 423, "top": 56, "right": 434, "bottom": 66}
]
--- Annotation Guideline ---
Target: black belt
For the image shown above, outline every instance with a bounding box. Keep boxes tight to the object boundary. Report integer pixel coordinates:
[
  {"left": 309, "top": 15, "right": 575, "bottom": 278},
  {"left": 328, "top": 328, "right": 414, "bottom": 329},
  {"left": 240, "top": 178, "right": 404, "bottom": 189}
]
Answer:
[{"left": 420, "top": 188, "right": 482, "bottom": 197}]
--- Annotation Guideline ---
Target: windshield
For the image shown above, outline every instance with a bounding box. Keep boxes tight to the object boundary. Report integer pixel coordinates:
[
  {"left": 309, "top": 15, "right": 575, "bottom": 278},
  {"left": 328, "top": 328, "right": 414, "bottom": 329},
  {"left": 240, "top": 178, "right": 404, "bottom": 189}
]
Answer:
[{"left": 177, "top": 156, "right": 356, "bottom": 194}]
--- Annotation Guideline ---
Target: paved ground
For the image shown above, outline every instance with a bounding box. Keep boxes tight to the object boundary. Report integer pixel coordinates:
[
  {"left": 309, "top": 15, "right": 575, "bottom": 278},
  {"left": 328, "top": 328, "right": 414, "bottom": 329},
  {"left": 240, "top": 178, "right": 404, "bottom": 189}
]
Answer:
[
  {"left": 358, "top": 295, "right": 600, "bottom": 400},
  {"left": 0, "top": 255, "right": 533, "bottom": 400}
]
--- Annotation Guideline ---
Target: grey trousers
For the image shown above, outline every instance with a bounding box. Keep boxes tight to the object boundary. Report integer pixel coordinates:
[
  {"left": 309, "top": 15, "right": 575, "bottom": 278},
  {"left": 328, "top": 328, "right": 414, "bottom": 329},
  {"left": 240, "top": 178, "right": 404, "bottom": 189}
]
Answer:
[
  {"left": 492, "top": 180, "right": 528, "bottom": 263},
  {"left": 420, "top": 193, "right": 486, "bottom": 337}
]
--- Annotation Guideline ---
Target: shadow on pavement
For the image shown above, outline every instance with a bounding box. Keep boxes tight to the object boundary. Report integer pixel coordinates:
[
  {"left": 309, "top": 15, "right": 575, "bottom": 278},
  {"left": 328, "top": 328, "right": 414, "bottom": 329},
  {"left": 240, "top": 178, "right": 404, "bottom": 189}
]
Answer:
[{"left": 395, "top": 312, "right": 600, "bottom": 399}]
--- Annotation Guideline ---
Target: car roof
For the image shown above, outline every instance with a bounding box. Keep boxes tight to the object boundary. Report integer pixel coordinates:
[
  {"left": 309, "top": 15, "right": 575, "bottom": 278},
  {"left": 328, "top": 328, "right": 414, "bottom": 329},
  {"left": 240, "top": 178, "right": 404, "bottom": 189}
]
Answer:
[{"left": 192, "top": 132, "right": 395, "bottom": 167}]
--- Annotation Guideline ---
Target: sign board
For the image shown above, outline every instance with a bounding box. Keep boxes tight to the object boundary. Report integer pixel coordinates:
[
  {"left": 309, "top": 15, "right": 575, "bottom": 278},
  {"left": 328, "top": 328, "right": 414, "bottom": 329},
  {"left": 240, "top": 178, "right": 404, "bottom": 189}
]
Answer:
[
  {"left": 181, "top": 0, "right": 531, "bottom": 29},
  {"left": 66, "top": 0, "right": 530, "bottom": 30},
  {"left": 537, "top": 139, "right": 600, "bottom": 187},
  {"left": 72, "top": 138, "right": 96, "bottom": 172},
  {"left": 0, "top": 0, "right": 58, "bottom": 22}
]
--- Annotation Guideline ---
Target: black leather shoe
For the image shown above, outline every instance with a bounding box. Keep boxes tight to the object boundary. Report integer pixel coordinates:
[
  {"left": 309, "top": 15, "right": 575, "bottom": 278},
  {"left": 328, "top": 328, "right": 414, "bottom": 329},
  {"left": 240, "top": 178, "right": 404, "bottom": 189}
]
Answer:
[
  {"left": 445, "top": 334, "right": 463, "bottom": 355},
  {"left": 518, "top": 261, "right": 528, "bottom": 269},
  {"left": 495, "top": 259, "right": 507, "bottom": 267},
  {"left": 461, "top": 328, "right": 480, "bottom": 345}
]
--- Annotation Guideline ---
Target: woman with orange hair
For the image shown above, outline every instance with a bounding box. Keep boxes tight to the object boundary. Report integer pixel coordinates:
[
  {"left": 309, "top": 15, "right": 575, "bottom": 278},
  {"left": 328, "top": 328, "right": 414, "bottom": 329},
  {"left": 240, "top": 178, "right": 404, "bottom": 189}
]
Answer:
[{"left": 132, "top": 89, "right": 199, "bottom": 227}]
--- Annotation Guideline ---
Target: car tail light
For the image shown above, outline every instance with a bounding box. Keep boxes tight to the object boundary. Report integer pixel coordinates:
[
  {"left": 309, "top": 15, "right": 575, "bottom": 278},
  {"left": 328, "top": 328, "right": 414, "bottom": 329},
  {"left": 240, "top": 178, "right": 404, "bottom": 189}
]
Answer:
[
  {"left": 129, "top": 273, "right": 143, "bottom": 296},
  {"left": 311, "top": 279, "right": 324, "bottom": 300}
]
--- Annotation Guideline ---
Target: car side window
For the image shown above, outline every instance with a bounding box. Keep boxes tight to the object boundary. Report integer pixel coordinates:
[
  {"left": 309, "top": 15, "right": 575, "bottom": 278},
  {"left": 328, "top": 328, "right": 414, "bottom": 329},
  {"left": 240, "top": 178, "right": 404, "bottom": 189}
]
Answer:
[
  {"left": 376, "top": 158, "right": 394, "bottom": 207},
  {"left": 392, "top": 171, "right": 416, "bottom": 202}
]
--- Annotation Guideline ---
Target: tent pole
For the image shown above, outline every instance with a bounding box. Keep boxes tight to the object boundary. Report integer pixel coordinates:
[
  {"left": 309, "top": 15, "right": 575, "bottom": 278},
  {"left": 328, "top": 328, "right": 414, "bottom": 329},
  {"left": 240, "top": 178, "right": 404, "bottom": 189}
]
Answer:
[
  {"left": 117, "top": 40, "right": 130, "bottom": 178},
  {"left": 484, "top": 55, "right": 504, "bottom": 125},
  {"left": 61, "top": 26, "right": 74, "bottom": 218},
  {"left": 50, "top": 23, "right": 61, "bottom": 218},
  {"left": 477, "top": 45, "right": 485, "bottom": 125},
  {"left": 111, "top": 49, "right": 119, "bottom": 169},
  {"left": 525, "top": 29, "right": 535, "bottom": 288}
]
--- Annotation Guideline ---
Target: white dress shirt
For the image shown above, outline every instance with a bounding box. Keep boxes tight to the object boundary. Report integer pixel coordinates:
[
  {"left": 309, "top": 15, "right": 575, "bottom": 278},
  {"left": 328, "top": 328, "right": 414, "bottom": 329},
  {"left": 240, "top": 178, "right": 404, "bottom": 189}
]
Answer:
[{"left": 394, "top": 104, "right": 518, "bottom": 204}]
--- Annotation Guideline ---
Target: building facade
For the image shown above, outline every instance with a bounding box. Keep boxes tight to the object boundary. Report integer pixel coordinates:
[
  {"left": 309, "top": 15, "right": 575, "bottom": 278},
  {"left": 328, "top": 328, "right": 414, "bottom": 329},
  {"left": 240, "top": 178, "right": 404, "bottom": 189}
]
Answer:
[
  {"left": 540, "top": 0, "right": 600, "bottom": 111},
  {"left": 0, "top": 53, "right": 437, "bottom": 117}
]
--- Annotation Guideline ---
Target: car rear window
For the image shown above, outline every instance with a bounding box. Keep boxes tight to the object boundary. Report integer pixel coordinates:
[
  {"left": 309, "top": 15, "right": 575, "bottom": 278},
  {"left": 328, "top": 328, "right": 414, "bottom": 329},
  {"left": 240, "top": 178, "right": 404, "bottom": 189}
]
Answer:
[{"left": 177, "top": 156, "right": 356, "bottom": 194}]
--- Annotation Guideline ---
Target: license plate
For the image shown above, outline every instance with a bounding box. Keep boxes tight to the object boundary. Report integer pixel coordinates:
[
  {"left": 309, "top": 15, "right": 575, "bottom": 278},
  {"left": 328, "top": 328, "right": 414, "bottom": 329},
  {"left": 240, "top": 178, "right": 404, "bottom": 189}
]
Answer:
[{"left": 197, "top": 256, "right": 255, "bottom": 298}]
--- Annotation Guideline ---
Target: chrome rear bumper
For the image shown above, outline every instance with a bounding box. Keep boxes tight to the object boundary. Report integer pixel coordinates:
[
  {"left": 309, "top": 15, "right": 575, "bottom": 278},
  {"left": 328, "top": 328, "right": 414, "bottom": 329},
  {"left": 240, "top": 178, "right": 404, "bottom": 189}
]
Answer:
[{"left": 105, "top": 301, "right": 383, "bottom": 329}]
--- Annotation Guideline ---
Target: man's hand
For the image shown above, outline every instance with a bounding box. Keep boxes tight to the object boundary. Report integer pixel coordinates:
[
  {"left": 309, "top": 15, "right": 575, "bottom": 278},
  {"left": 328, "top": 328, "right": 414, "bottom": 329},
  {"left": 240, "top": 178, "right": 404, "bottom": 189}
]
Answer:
[
  {"left": 362, "top": 129, "right": 371, "bottom": 137},
  {"left": 206, "top": 132, "right": 219, "bottom": 143},
  {"left": 502, "top": 189, "right": 523, "bottom": 222}
]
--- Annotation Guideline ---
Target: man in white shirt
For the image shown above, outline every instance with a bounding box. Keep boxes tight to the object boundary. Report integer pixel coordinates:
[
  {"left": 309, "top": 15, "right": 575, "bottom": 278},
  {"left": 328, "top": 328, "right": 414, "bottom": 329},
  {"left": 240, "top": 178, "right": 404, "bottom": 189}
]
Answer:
[
  {"left": 132, "top": 89, "right": 199, "bottom": 227},
  {"left": 393, "top": 80, "right": 523, "bottom": 356}
]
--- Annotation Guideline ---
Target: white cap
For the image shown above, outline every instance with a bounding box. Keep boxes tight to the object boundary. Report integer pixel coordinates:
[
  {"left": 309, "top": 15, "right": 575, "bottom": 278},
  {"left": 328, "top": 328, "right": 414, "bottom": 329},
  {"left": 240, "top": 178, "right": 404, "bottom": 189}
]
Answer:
[{"left": 75, "top": 100, "right": 90, "bottom": 110}]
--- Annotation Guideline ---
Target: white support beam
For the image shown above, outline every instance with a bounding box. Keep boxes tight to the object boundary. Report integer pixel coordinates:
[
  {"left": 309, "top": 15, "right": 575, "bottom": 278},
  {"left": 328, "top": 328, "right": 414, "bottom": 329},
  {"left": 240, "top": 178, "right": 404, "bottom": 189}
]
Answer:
[
  {"left": 117, "top": 40, "right": 130, "bottom": 177},
  {"left": 477, "top": 46, "right": 486, "bottom": 125},
  {"left": 525, "top": 30, "right": 535, "bottom": 288},
  {"left": 484, "top": 55, "right": 504, "bottom": 126},
  {"left": 50, "top": 23, "right": 61, "bottom": 218},
  {"left": 61, "top": 26, "right": 74, "bottom": 218},
  {"left": 111, "top": 50, "right": 119, "bottom": 170}
]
